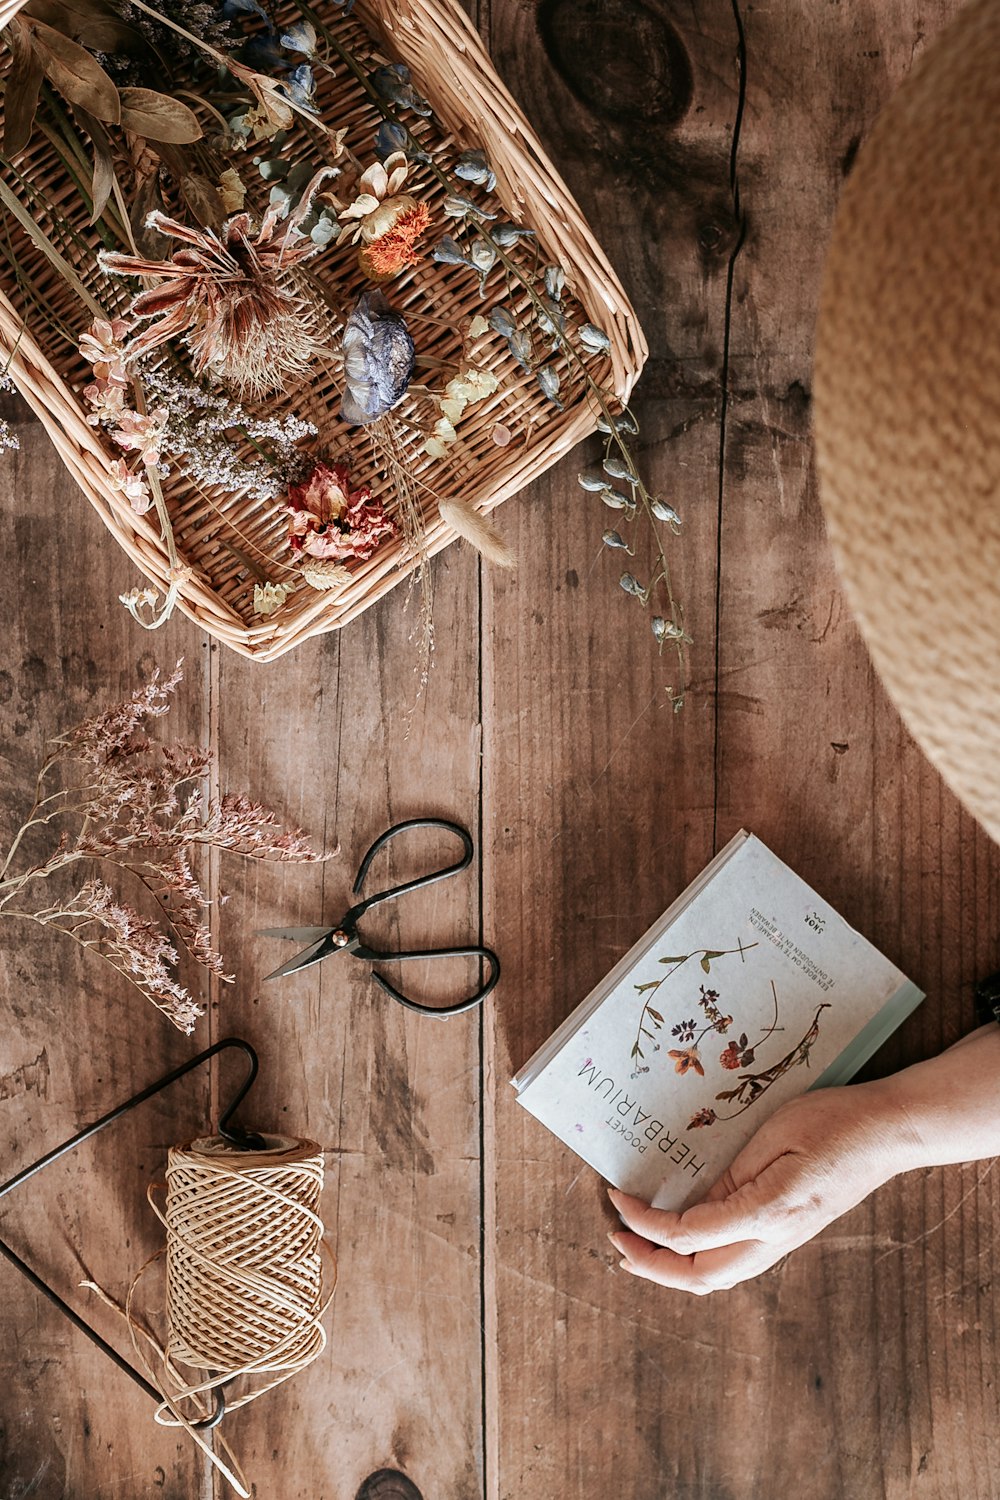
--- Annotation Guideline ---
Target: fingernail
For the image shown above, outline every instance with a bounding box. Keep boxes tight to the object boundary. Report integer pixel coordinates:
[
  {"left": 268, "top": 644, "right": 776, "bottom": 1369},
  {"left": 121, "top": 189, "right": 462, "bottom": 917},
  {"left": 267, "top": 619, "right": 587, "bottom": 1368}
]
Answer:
[{"left": 607, "top": 1231, "right": 621, "bottom": 1250}]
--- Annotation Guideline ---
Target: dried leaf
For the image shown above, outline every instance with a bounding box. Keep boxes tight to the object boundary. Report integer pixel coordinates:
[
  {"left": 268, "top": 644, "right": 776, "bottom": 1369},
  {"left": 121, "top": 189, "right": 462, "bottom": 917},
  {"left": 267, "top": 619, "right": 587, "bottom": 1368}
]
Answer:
[
  {"left": 74, "top": 106, "right": 114, "bottom": 223},
  {"left": 119, "top": 87, "right": 201, "bottom": 144},
  {"left": 25, "top": 0, "right": 141, "bottom": 51},
  {"left": 3, "top": 19, "right": 44, "bottom": 157},
  {"left": 180, "top": 172, "right": 223, "bottom": 230},
  {"left": 25, "top": 15, "right": 120, "bottom": 123},
  {"left": 218, "top": 167, "right": 246, "bottom": 214}
]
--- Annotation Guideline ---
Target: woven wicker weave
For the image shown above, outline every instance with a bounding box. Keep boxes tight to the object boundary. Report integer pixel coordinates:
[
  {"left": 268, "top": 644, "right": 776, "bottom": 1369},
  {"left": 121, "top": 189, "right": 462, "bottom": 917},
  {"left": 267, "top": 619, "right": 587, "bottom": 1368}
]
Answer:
[{"left": 0, "top": 0, "right": 647, "bottom": 658}]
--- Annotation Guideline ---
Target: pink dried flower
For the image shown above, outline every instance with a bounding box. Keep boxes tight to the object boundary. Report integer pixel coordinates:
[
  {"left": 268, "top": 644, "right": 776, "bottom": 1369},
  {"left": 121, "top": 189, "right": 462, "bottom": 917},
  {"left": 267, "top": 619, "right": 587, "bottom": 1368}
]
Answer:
[
  {"left": 84, "top": 379, "right": 129, "bottom": 427},
  {"left": 107, "top": 459, "right": 153, "bottom": 515},
  {"left": 0, "top": 663, "right": 324, "bottom": 1031},
  {"left": 78, "top": 318, "right": 130, "bottom": 378},
  {"left": 287, "top": 460, "right": 396, "bottom": 564},
  {"left": 111, "top": 407, "right": 169, "bottom": 467}
]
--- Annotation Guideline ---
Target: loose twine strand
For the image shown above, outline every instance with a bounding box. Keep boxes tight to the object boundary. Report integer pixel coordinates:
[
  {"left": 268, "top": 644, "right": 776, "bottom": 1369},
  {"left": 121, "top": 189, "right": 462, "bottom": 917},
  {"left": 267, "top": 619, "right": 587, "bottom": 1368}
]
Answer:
[{"left": 85, "top": 1135, "right": 336, "bottom": 1498}]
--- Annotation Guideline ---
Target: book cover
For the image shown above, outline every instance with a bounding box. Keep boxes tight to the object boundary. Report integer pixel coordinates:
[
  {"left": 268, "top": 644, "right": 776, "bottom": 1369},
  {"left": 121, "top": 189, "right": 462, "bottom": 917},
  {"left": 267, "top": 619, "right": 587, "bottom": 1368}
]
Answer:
[{"left": 512, "top": 832, "right": 924, "bottom": 1211}]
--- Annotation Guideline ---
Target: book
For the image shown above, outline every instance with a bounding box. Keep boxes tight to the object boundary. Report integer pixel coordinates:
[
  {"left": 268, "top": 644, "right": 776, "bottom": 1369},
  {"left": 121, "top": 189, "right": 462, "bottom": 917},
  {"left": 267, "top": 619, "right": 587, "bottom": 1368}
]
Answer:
[{"left": 512, "top": 831, "right": 923, "bottom": 1212}]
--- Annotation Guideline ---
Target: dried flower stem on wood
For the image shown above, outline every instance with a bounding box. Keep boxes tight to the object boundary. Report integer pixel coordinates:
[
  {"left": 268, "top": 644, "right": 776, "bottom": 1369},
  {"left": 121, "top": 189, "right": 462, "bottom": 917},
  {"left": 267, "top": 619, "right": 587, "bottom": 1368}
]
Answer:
[{"left": 0, "top": 663, "right": 322, "bottom": 1032}]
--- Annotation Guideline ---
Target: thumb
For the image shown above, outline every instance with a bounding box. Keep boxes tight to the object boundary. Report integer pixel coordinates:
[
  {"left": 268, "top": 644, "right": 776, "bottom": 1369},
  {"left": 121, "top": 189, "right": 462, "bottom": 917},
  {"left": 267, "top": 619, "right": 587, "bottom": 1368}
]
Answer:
[{"left": 610, "top": 1159, "right": 794, "bottom": 1253}]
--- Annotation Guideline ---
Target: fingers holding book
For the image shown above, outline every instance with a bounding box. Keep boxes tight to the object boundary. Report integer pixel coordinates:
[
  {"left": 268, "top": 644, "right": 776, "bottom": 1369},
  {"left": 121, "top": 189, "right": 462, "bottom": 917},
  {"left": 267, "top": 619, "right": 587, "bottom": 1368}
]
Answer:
[{"left": 606, "top": 1086, "right": 900, "bottom": 1292}]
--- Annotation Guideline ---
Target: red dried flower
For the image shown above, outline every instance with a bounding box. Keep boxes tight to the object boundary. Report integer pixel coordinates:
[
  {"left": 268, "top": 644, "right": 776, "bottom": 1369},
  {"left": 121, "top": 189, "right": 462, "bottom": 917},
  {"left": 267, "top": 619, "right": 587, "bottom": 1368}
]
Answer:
[
  {"left": 719, "top": 1040, "right": 743, "bottom": 1070},
  {"left": 287, "top": 460, "right": 397, "bottom": 563},
  {"left": 688, "top": 1108, "right": 717, "bottom": 1130}
]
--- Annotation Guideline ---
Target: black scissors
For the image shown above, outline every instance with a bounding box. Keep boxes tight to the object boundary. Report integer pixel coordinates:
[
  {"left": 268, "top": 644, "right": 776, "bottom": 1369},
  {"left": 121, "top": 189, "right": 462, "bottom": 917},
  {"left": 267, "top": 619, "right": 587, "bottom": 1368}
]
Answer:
[{"left": 258, "top": 818, "right": 500, "bottom": 1018}]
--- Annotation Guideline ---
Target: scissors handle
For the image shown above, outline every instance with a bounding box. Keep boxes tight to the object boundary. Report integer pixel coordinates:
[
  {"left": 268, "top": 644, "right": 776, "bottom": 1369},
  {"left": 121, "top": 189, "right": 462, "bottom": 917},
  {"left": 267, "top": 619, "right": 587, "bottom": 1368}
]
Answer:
[
  {"left": 355, "top": 942, "right": 501, "bottom": 1018},
  {"left": 350, "top": 818, "right": 474, "bottom": 920}
]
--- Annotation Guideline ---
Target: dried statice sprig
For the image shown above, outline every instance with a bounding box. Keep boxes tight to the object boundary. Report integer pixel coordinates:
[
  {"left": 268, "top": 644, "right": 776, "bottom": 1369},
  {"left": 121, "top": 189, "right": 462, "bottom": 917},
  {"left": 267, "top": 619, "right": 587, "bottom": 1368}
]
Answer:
[
  {"left": 0, "top": 663, "right": 323, "bottom": 1032},
  {"left": 139, "top": 363, "right": 316, "bottom": 501},
  {"left": 0, "top": 373, "right": 20, "bottom": 455}
]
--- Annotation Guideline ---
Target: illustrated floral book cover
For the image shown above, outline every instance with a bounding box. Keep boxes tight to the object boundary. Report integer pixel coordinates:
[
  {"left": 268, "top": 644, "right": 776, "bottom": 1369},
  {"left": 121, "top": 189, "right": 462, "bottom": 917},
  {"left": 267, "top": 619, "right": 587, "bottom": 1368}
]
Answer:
[{"left": 512, "top": 832, "right": 924, "bottom": 1211}]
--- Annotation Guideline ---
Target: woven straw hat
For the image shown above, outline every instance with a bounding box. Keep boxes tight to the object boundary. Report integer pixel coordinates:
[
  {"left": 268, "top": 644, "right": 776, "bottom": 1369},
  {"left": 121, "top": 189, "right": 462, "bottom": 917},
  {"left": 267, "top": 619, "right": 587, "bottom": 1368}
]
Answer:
[{"left": 814, "top": 0, "right": 1000, "bottom": 841}]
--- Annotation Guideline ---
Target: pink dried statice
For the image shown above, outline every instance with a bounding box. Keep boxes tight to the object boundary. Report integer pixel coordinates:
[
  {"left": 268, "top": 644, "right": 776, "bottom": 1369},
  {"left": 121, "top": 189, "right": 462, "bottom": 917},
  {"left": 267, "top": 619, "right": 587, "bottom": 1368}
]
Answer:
[{"left": 0, "top": 663, "right": 323, "bottom": 1032}]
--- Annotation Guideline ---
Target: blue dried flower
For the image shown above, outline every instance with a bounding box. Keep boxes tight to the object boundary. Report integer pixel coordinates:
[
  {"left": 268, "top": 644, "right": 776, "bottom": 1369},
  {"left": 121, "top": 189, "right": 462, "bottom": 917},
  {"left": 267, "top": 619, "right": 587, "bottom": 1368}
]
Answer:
[
  {"left": 281, "top": 63, "right": 317, "bottom": 112},
  {"left": 371, "top": 62, "right": 431, "bottom": 116},
  {"left": 341, "top": 291, "right": 415, "bottom": 426}
]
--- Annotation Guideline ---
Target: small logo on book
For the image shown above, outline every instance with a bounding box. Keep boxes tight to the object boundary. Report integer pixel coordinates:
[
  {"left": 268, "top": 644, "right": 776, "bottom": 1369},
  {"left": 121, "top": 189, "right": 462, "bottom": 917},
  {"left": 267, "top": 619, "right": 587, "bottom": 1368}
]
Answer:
[{"left": 805, "top": 911, "right": 826, "bottom": 933}]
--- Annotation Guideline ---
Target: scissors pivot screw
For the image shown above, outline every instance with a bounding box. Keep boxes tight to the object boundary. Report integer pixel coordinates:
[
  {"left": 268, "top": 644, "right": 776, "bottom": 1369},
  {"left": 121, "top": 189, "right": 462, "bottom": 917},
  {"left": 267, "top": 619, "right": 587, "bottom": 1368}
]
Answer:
[{"left": 331, "top": 929, "right": 351, "bottom": 949}]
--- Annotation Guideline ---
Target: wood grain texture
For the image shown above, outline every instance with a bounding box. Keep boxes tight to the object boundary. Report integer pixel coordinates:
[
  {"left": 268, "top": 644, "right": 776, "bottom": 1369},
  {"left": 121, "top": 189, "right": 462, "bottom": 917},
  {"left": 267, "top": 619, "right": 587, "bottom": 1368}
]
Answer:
[
  {"left": 2, "top": 2, "right": 1000, "bottom": 1498},
  {"left": 0, "top": 405, "right": 210, "bottom": 1500},
  {"left": 481, "top": 3, "right": 735, "bottom": 1497},
  {"left": 483, "top": 2, "right": 1000, "bottom": 1499},
  {"left": 205, "top": 545, "right": 486, "bottom": 1499}
]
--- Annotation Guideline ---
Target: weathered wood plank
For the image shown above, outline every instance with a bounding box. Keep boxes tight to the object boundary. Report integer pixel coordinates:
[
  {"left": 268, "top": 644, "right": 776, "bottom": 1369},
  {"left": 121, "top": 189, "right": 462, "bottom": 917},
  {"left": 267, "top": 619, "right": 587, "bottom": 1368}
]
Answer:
[
  {"left": 482, "top": 2, "right": 736, "bottom": 1494},
  {"left": 713, "top": 7, "right": 1000, "bottom": 1495},
  {"left": 209, "top": 542, "right": 485, "bottom": 1498},
  {"left": 0, "top": 408, "right": 211, "bottom": 1499},
  {"left": 484, "top": 3, "right": 1000, "bottom": 1499}
]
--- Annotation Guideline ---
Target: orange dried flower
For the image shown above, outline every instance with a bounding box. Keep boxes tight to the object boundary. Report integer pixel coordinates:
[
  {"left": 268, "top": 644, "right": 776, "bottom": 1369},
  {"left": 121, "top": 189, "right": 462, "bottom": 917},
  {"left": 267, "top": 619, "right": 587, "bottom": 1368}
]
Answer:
[
  {"left": 358, "top": 201, "right": 432, "bottom": 281},
  {"left": 668, "top": 1047, "right": 704, "bottom": 1077}
]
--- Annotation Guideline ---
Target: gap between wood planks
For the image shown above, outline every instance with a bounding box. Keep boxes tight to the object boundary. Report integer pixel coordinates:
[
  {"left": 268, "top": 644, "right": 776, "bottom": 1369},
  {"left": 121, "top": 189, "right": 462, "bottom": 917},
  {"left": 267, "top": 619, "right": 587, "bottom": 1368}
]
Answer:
[{"left": 711, "top": 0, "right": 748, "bottom": 858}]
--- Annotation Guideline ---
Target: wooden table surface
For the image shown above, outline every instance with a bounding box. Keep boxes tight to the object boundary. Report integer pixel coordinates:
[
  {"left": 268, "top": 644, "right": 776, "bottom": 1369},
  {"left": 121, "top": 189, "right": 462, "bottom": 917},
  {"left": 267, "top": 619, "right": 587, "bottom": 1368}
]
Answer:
[{"left": 2, "top": 2, "right": 998, "bottom": 1497}]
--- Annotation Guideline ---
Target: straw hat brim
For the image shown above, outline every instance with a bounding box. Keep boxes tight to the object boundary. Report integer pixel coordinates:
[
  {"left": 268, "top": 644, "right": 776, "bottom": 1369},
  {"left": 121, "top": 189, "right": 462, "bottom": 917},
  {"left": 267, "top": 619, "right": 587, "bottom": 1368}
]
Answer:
[{"left": 814, "top": 0, "right": 1000, "bottom": 842}]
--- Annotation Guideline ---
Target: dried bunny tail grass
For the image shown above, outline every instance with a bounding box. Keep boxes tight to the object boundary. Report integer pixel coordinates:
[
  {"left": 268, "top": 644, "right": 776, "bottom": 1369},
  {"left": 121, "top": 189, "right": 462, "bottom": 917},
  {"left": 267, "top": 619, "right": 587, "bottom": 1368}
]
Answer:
[{"left": 437, "top": 497, "right": 514, "bottom": 568}]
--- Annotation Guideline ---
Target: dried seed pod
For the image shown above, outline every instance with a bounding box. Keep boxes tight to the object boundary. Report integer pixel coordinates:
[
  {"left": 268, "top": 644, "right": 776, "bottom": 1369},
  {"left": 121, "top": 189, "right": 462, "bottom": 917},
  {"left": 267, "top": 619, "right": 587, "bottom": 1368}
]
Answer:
[
  {"left": 651, "top": 498, "right": 682, "bottom": 526},
  {"left": 603, "top": 455, "right": 637, "bottom": 484},
  {"left": 536, "top": 365, "right": 563, "bottom": 409},
  {"left": 578, "top": 464, "right": 608, "bottom": 491},
  {"left": 602, "top": 530, "right": 628, "bottom": 549},
  {"left": 600, "top": 490, "right": 629, "bottom": 510},
  {"left": 579, "top": 323, "right": 612, "bottom": 355},
  {"left": 620, "top": 573, "right": 644, "bottom": 597}
]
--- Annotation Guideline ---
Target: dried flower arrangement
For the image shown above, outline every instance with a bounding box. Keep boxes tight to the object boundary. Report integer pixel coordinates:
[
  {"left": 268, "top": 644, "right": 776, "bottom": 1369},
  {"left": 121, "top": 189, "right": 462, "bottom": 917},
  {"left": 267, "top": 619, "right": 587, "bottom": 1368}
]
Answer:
[
  {"left": 0, "top": 663, "right": 321, "bottom": 1031},
  {"left": 0, "top": 0, "right": 684, "bottom": 680}
]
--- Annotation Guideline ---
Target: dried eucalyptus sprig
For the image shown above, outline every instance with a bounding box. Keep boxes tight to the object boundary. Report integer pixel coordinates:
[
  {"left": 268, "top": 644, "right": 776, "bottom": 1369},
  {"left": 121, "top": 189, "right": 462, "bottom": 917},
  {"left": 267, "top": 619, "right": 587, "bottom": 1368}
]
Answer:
[
  {"left": 290, "top": 0, "right": 689, "bottom": 698},
  {"left": 0, "top": 662, "right": 323, "bottom": 1032}
]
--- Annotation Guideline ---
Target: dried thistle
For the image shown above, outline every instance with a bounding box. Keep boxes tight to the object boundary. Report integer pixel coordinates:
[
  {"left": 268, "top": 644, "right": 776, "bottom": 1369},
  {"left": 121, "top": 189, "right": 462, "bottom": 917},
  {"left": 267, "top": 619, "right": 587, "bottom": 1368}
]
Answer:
[
  {"left": 99, "top": 180, "right": 336, "bottom": 401},
  {"left": 0, "top": 663, "right": 323, "bottom": 1032}
]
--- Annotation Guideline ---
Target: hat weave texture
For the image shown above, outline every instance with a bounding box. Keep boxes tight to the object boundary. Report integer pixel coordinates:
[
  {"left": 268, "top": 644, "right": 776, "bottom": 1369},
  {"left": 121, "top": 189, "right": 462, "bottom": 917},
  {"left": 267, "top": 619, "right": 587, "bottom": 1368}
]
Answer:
[{"left": 814, "top": 0, "right": 1000, "bottom": 841}]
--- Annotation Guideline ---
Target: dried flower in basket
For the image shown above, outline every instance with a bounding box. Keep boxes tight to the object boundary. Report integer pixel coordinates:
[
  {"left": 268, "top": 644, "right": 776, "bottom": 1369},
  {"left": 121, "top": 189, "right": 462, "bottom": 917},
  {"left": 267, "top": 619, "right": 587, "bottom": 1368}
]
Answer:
[
  {"left": 340, "top": 290, "right": 415, "bottom": 425},
  {"left": 99, "top": 185, "right": 336, "bottom": 401},
  {"left": 0, "top": 663, "right": 323, "bottom": 1032},
  {"left": 341, "top": 152, "right": 431, "bottom": 281},
  {"left": 287, "top": 460, "right": 396, "bottom": 583}
]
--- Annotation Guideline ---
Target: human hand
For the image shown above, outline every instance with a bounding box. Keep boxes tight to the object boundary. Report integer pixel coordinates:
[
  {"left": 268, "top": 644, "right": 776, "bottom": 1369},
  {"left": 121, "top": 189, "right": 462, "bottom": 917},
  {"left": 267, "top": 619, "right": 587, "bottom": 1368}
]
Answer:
[{"left": 607, "top": 1080, "right": 912, "bottom": 1293}]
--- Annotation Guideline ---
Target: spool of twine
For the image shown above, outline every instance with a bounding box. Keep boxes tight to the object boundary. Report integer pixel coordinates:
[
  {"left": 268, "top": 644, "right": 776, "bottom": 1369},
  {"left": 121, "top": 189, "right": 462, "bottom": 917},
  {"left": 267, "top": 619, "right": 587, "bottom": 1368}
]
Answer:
[
  {"left": 164, "top": 1134, "right": 327, "bottom": 1378},
  {"left": 107, "top": 1133, "right": 336, "bottom": 1497}
]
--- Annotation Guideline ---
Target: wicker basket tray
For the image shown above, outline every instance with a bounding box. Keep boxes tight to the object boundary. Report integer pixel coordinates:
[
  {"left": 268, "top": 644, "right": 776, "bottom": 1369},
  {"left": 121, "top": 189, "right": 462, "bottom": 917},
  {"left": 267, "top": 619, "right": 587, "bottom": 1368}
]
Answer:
[{"left": 0, "top": 0, "right": 647, "bottom": 659}]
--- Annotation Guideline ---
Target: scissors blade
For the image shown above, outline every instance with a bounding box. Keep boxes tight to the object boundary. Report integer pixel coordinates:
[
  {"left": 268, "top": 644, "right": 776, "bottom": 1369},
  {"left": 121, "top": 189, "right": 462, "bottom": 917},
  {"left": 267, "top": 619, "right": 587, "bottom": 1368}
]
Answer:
[
  {"left": 257, "top": 925, "right": 335, "bottom": 944},
  {"left": 261, "top": 936, "right": 333, "bottom": 982}
]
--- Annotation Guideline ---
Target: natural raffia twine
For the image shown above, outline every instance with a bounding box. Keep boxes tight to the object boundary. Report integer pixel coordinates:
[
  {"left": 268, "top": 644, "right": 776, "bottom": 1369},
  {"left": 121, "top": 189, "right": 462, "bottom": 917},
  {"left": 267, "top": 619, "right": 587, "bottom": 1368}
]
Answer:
[{"left": 86, "top": 1134, "right": 336, "bottom": 1497}]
